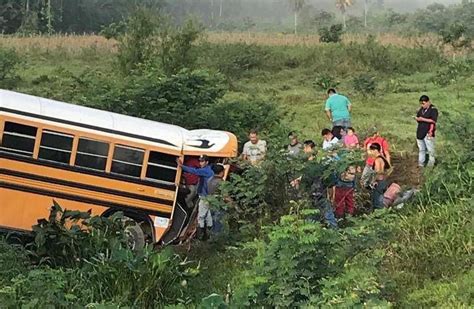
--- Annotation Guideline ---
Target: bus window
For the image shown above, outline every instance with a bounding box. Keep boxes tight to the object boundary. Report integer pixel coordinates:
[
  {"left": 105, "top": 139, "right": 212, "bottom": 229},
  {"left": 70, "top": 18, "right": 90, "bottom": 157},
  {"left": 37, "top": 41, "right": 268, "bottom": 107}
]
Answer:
[
  {"left": 75, "top": 138, "right": 109, "bottom": 171},
  {"left": 111, "top": 145, "right": 144, "bottom": 178},
  {"left": 0, "top": 122, "right": 37, "bottom": 157},
  {"left": 38, "top": 130, "right": 74, "bottom": 164},
  {"left": 146, "top": 151, "right": 178, "bottom": 183}
]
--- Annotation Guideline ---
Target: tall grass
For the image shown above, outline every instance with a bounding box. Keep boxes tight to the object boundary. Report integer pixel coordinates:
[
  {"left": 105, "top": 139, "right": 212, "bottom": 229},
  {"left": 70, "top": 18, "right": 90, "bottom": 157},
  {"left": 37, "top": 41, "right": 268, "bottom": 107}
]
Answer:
[{"left": 0, "top": 32, "right": 453, "bottom": 54}]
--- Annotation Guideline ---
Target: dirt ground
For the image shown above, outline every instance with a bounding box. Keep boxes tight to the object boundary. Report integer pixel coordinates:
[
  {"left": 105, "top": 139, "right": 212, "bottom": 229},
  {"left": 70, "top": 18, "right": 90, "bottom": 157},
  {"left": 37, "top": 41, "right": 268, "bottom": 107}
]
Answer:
[{"left": 390, "top": 151, "right": 423, "bottom": 189}]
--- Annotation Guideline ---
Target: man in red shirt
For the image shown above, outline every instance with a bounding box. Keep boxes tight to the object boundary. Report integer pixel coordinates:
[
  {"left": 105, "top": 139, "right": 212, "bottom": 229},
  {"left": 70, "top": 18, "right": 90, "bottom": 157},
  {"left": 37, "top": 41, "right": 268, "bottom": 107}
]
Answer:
[
  {"left": 361, "top": 127, "right": 391, "bottom": 188},
  {"left": 183, "top": 156, "right": 200, "bottom": 209}
]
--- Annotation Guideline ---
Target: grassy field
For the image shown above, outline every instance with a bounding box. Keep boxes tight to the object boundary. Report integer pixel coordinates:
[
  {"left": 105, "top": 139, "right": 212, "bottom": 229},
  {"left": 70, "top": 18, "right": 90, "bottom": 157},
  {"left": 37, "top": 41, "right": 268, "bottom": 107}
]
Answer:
[{"left": 0, "top": 32, "right": 473, "bottom": 307}]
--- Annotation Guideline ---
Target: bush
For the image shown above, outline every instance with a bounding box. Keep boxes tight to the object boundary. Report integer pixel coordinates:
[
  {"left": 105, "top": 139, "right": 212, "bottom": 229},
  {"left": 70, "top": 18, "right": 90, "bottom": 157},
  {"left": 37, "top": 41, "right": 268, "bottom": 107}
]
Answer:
[
  {"left": 432, "top": 59, "right": 473, "bottom": 86},
  {"left": 30, "top": 201, "right": 130, "bottom": 267},
  {"left": 202, "top": 98, "right": 283, "bottom": 144},
  {"left": 109, "top": 69, "right": 227, "bottom": 129},
  {"left": 233, "top": 209, "right": 343, "bottom": 307},
  {"left": 352, "top": 73, "right": 377, "bottom": 96},
  {"left": 116, "top": 8, "right": 160, "bottom": 74},
  {"left": 160, "top": 19, "right": 204, "bottom": 75},
  {"left": 313, "top": 73, "right": 340, "bottom": 90},
  {"left": 0, "top": 204, "right": 195, "bottom": 307},
  {"left": 209, "top": 43, "right": 269, "bottom": 78},
  {"left": 0, "top": 48, "right": 21, "bottom": 88},
  {"left": 0, "top": 239, "right": 29, "bottom": 286},
  {"left": 319, "top": 24, "right": 344, "bottom": 43}
]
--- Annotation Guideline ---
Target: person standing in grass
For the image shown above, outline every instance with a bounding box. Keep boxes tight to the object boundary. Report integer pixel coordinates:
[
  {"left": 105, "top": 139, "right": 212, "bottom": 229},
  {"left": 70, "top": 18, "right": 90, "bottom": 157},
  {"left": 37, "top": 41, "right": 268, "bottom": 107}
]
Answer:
[
  {"left": 178, "top": 155, "right": 214, "bottom": 240},
  {"left": 325, "top": 88, "right": 352, "bottom": 129},
  {"left": 415, "top": 95, "right": 438, "bottom": 167},
  {"left": 207, "top": 164, "right": 226, "bottom": 235}
]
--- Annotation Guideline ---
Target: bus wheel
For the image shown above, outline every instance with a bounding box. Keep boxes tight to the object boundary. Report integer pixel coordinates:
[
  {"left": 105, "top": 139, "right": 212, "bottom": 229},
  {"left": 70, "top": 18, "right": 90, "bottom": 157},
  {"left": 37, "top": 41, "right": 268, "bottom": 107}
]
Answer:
[{"left": 124, "top": 218, "right": 145, "bottom": 251}]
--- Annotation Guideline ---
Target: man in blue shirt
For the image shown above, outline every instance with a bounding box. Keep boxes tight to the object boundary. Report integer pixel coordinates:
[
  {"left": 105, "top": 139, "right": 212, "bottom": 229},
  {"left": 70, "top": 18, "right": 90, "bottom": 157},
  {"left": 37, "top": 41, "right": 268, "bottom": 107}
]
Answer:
[
  {"left": 325, "top": 88, "right": 352, "bottom": 129},
  {"left": 178, "top": 154, "right": 214, "bottom": 240}
]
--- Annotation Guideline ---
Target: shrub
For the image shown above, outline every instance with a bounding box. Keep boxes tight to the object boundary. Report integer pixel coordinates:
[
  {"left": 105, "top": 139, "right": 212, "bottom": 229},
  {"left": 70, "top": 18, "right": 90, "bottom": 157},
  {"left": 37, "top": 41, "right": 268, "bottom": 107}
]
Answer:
[
  {"left": 202, "top": 98, "right": 283, "bottom": 144},
  {"left": 100, "top": 21, "right": 127, "bottom": 40},
  {"left": 0, "top": 268, "right": 78, "bottom": 308},
  {"left": 233, "top": 209, "right": 343, "bottom": 307},
  {"left": 312, "top": 251, "right": 391, "bottom": 307},
  {"left": 432, "top": 59, "right": 473, "bottom": 86},
  {"left": 440, "top": 22, "right": 472, "bottom": 50},
  {"left": 210, "top": 43, "right": 269, "bottom": 78},
  {"left": 106, "top": 69, "right": 227, "bottom": 129},
  {"left": 116, "top": 8, "right": 160, "bottom": 74},
  {"left": 160, "top": 18, "right": 204, "bottom": 75},
  {"left": 352, "top": 73, "right": 377, "bottom": 96},
  {"left": 30, "top": 201, "right": 130, "bottom": 268},
  {"left": 348, "top": 35, "right": 397, "bottom": 73},
  {"left": 319, "top": 24, "right": 344, "bottom": 43},
  {"left": 0, "top": 239, "right": 29, "bottom": 286},
  {"left": 0, "top": 48, "right": 21, "bottom": 88},
  {"left": 313, "top": 73, "right": 341, "bottom": 90},
  {"left": 0, "top": 203, "right": 195, "bottom": 307}
]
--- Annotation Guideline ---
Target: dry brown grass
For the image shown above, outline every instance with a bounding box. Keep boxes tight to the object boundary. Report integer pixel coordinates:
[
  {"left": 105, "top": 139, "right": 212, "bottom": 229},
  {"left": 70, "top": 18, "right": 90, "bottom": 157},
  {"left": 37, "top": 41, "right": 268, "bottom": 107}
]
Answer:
[
  {"left": 0, "top": 34, "right": 117, "bottom": 54},
  {"left": 205, "top": 32, "right": 440, "bottom": 48},
  {"left": 0, "top": 32, "right": 444, "bottom": 53}
]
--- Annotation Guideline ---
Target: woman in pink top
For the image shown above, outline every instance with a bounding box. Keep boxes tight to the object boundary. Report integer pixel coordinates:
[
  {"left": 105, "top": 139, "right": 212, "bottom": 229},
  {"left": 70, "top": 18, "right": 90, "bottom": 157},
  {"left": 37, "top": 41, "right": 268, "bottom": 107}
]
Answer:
[{"left": 343, "top": 127, "right": 360, "bottom": 149}]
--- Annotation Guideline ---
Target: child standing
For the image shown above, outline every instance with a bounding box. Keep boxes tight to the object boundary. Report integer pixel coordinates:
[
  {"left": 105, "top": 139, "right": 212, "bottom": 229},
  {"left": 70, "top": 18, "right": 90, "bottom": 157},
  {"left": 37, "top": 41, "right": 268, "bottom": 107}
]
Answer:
[
  {"left": 343, "top": 127, "right": 359, "bottom": 149},
  {"left": 333, "top": 165, "right": 356, "bottom": 218}
]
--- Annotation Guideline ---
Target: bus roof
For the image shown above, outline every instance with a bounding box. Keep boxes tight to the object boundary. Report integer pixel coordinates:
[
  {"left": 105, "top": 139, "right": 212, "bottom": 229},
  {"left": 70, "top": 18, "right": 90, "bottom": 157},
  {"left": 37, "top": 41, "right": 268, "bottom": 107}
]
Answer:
[{"left": 0, "top": 90, "right": 237, "bottom": 157}]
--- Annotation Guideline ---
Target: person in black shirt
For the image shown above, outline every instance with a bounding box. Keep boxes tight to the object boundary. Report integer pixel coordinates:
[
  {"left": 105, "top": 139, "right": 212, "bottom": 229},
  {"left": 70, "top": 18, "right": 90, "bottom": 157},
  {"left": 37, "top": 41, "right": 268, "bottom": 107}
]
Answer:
[{"left": 415, "top": 95, "right": 438, "bottom": 167}]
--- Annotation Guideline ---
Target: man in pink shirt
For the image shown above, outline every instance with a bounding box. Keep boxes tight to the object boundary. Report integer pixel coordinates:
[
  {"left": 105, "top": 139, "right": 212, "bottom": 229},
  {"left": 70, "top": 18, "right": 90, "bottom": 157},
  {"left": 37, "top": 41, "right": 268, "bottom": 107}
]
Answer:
[{"left": 361, "top": 127, "right": 391, "bottom": 188}]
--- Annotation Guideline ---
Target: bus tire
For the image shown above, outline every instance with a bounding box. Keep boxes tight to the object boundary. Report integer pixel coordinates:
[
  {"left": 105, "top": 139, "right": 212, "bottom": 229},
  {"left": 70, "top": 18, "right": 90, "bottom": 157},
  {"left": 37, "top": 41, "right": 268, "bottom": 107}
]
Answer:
[{"left": 124, "top": 218, "right": 145, "bottom": 251}]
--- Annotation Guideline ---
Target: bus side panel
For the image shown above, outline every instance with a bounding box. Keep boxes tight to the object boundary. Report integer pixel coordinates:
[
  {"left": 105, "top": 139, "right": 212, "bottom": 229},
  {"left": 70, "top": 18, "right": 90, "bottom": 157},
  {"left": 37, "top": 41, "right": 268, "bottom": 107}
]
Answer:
[{"left": 0, "top": 187, "right": 108, "bottom": 232}]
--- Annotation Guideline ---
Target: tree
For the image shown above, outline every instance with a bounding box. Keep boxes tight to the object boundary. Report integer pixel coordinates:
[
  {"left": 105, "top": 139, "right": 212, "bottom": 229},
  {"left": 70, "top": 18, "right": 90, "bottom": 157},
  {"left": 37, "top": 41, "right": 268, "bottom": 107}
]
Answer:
[
  {"left": 363, "top": 0, "right": 369, "bottom": 28},
  {"left": 336, "top": 0, "right": 354, "bottom": 30},
  {"left": 289, "top": 0, "right": 305, "bottom": 35}
]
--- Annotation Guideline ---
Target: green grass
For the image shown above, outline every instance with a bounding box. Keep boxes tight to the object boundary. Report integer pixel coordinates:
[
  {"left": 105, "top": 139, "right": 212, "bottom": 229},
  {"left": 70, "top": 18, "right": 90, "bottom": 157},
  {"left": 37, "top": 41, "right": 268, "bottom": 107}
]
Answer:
[{"left": 2, "top": 40, "right": 473, "bottom": 307}]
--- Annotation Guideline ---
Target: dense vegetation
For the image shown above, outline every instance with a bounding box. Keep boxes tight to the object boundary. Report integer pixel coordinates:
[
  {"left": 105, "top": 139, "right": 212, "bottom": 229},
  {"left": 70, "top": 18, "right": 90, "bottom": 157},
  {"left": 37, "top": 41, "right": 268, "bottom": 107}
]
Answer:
[
  {"left": 0, "top": 4, "right": 473, "bottom": 308},
  {"left": 1, "top": 0, "right": 473, "bottom": 40}
]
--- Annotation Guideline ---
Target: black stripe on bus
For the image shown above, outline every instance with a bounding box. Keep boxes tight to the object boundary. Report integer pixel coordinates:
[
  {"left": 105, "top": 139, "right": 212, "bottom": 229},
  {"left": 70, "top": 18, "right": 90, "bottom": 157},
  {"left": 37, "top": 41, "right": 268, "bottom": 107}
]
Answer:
[
  {"left": 0, "top": 151, "right": 177, "bottom": 191},
  {"left": 0, "top": 107, "right": 177, "bottom": 147},
  {"left": 0, "top": 182, "right": 172, "bottom": 219},
  {"left": 0, "top": 168, "right": 175, "bottom": 206}
]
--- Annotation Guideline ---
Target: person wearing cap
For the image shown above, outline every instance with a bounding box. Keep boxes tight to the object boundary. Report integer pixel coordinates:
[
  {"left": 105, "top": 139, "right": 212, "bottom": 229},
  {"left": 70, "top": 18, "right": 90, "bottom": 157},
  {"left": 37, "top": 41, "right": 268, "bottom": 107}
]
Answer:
[
  {"left": 242, "top": 129, "right": 267, "bottom": 165},
  {"left": 325, "top": 88, "right": 352, "bottom": 129},
  {"left": 177, "top": 154, "right": 214, "bottom": 240},
  {"left": 287, "top": 131, "right": 303, "bottom": 157},
  {"left": 415, "top": 95, "right": 438, "bottom": 167},
  {"left": 361, "top": 127, "right": 391, "bottom": 188}
]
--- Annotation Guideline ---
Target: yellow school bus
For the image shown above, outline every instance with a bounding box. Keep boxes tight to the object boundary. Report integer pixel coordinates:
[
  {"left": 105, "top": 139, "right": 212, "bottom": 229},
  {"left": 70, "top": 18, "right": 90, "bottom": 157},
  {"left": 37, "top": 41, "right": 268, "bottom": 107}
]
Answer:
[{"left": 0, "top": 90, "right": 237, "bottom": 247}]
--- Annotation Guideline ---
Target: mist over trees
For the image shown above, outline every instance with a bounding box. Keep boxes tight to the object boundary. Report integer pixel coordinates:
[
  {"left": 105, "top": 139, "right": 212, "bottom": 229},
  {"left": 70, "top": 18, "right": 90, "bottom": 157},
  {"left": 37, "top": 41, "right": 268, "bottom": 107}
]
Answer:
[{"left": 0, "top": 0, "right": 472, "bottom": 35}]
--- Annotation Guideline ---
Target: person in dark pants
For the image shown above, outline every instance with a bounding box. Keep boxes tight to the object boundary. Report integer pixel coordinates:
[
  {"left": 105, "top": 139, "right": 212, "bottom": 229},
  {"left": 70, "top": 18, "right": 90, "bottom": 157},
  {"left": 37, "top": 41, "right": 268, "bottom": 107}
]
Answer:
[
  {"left": 415, "top": 95, "right": 438, "bottom": 167},
  {"left": 177, "top": 155, "right": 214, "bottom": 240},
  {"left": 368, "top": 143, "right": 391, "bottom": 209},
  {"left": 301, "top": 163, "right": 338, "bottom": 229},
  {"left": 207, "top": 164, "right": 225, "bottom": 235}
]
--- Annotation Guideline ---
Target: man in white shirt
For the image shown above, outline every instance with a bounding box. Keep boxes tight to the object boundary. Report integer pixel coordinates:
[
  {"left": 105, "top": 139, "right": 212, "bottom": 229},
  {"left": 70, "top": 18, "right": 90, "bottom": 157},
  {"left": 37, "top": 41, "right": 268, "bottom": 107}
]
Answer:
[
  {"left": 321, "top": 128, "right": 340, "bottom": 150},
  {"left": 242, "top": 129, "right": 267, "bottom": 165}
]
